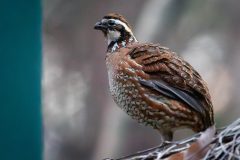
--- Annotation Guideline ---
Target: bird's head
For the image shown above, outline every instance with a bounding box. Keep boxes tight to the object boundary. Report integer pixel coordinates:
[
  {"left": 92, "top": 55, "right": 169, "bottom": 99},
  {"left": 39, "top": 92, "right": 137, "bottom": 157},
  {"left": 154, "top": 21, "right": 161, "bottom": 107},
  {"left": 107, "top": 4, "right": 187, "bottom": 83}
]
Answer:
[{"left": 94, "top": 13, "right": 137, "bottom": 52}]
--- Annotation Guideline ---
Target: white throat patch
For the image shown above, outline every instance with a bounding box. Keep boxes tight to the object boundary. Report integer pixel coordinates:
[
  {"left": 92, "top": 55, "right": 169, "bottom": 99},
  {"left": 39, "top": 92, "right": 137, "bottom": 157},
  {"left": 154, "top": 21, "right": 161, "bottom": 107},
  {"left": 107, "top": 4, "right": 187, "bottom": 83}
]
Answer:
[
  {"left": 102, "top": 18, "right": 137, "bottom": 44},
  {"left": 107, "top": 30, "right": 121, "bottom": 45},
  {"left": 102, "top": 18, "right": 138, "bottom": 52}
]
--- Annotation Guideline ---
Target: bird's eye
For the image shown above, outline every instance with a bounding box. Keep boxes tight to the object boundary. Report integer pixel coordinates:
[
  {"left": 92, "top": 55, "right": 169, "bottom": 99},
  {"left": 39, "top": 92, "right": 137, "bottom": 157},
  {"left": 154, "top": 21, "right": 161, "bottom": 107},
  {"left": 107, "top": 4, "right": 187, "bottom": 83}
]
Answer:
[{"left": 108, "top": 21, "right": 115, "bottom": 26}]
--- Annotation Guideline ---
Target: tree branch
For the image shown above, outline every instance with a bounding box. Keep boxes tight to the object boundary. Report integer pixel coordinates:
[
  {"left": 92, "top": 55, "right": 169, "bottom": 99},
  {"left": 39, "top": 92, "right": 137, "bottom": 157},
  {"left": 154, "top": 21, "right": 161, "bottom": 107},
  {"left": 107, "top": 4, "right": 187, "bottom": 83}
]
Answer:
[{"left": 104, "top": 118, "right": 240, "bottom": 160}]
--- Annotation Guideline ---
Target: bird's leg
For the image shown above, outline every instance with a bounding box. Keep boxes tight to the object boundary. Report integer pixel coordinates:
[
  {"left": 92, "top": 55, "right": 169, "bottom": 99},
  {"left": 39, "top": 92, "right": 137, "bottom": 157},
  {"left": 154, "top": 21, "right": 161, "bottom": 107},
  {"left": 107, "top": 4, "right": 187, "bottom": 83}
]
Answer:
[{"left": 160, "top": 130, "right": 174, "bottom": 145}]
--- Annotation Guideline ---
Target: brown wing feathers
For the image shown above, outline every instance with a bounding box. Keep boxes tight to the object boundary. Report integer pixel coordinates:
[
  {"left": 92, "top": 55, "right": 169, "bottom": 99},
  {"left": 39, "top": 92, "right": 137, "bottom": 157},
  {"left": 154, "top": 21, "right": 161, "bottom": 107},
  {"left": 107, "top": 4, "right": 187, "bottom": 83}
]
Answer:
[{"left": 129, "top": 44, "right": 214, "bottom": 127}]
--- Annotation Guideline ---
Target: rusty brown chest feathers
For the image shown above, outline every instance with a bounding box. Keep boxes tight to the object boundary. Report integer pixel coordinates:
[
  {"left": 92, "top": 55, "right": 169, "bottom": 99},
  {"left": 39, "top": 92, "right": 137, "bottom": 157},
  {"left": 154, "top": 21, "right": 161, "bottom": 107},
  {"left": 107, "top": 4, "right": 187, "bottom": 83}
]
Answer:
[{"left": 106, "top": 43, "right": 214, "bottom": 136}]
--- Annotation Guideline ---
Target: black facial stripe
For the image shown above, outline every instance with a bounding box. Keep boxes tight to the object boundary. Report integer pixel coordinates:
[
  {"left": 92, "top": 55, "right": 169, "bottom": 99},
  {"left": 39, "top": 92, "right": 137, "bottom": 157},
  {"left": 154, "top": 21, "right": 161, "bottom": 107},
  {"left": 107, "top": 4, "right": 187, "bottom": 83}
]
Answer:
[
  {"left": 103, "top": 16, "right": 131, "bottom": 29},
  {"left": 108, "top": 20, "right": 115, "bottom": 26}
]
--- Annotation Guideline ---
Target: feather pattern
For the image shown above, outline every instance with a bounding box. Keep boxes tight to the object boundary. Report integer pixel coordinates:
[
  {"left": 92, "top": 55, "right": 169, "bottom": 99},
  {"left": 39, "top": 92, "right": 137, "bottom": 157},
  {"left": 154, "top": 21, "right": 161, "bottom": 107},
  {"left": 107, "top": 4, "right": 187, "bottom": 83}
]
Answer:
[
  {"left": 96, "top": 13, "right": 215, "bottom": 141},
  {"left": 128, "top": 43, "right": 214, "bottom": 127}
]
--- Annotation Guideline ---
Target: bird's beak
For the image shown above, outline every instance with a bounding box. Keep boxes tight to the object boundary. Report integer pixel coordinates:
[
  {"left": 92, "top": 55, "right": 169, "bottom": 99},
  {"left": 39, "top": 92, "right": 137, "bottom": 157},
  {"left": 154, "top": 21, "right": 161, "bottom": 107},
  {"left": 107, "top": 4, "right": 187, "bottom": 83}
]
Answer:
[{"left": 94, "top": 21, "right": 107, "bottom": 31}]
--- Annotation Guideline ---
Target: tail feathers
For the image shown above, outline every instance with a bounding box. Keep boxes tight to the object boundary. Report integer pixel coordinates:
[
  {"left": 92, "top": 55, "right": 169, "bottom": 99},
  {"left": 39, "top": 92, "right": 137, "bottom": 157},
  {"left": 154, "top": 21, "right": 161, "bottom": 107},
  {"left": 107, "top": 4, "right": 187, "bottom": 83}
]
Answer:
[
  {"left": 184, "top": 125, "right": 216, "bottom": 160},
  {"left": 166, "top": 125, "right": 216, "bottom": 160}
]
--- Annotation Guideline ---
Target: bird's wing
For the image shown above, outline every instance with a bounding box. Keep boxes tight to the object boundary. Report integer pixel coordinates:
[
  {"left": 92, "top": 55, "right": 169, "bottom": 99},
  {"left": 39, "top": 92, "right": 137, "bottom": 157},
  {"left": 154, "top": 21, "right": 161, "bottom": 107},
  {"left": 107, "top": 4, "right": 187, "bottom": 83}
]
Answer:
[{"left": 128, "top": 43, "right": 214, "bottom": 126}]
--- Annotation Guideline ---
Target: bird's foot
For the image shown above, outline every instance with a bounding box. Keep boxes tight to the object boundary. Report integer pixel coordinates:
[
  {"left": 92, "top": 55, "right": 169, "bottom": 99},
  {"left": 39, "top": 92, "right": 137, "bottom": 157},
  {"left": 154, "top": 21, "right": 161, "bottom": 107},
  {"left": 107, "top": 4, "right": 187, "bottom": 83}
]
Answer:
[{"left": 161, "top": 140, "right": 178, "bottom": 146}]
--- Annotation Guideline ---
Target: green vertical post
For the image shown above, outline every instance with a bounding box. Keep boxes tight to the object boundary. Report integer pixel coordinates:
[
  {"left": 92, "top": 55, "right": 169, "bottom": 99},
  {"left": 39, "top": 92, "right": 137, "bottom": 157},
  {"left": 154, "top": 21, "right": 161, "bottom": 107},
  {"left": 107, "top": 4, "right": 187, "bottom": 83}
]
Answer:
[{"left": 0, "top": 0, "right": 42, "bottom": 160}]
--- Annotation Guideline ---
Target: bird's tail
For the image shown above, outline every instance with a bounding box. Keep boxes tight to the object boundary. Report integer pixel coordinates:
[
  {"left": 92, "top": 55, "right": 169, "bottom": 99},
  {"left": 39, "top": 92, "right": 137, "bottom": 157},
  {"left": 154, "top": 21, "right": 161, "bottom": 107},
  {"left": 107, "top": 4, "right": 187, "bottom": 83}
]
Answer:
[{"left": 184, "top": 125, "right": 216, "bottom": 160}]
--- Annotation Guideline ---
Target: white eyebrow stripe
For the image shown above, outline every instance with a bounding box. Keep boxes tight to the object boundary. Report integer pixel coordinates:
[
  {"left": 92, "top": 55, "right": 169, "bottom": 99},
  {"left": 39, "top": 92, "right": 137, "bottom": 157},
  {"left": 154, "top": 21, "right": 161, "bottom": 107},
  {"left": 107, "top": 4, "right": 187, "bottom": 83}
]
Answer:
[
  {"left": 102, "top": 18, "right": 132, "bottom": 34},
  {"left": 101, "top": 18, "right": 138, "bottom": 43},
  {"left": 110, "top": 19, "right": 132, "bottom": 33}
]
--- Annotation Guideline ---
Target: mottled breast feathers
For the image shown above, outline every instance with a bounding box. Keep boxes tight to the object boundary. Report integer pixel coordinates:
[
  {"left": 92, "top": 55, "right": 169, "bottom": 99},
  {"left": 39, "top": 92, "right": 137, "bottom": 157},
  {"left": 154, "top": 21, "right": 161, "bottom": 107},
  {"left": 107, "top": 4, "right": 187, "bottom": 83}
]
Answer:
[{"left": 128, "top": 43, "right": 214, "bottom": 128}]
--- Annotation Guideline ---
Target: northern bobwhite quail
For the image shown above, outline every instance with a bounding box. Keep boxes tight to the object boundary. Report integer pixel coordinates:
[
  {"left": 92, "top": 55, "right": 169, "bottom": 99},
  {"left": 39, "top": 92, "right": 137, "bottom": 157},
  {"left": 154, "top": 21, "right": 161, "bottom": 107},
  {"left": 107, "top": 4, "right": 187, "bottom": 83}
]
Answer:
[{"left": 94, "top": 13, "right": 214, "bottom": 141}]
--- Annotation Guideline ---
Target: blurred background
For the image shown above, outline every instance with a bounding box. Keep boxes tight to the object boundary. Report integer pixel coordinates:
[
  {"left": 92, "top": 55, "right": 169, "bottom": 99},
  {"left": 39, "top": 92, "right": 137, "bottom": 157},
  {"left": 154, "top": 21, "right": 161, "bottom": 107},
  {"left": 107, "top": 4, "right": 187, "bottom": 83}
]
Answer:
[{"left": 42, "top": 0, "right": 240, "bottom": 160}]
